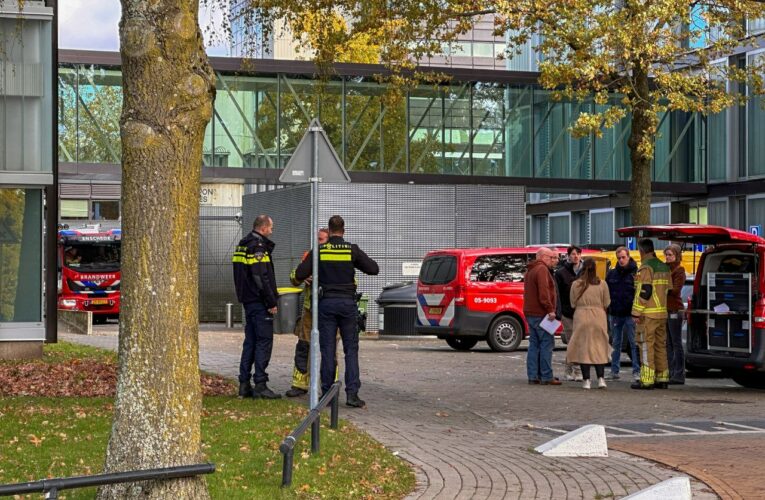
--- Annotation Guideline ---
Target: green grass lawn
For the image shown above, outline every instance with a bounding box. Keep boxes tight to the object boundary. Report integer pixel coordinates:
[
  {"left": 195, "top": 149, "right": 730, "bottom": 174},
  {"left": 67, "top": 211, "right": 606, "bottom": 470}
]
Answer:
[{"left": 0, "top": 343, "right": 415, "bottom": 499}]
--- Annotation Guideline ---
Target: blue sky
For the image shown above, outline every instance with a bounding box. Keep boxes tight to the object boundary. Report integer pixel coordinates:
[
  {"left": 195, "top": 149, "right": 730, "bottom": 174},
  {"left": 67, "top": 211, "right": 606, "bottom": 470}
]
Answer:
[{"left": 59, "top": 0, "right": 229, "bottom": 56}]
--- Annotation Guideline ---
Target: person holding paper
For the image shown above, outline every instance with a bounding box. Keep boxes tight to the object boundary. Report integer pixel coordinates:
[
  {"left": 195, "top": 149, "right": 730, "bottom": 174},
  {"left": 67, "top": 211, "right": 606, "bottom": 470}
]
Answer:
[
  {"left": 663, "top": 244, "right": 687, "bottom": 385},
  {"left": 567, "top": 258, "right": 611, "bottom": 389},
  {"left": 524, "top": 247, "right": 562, "bottom": 385}
]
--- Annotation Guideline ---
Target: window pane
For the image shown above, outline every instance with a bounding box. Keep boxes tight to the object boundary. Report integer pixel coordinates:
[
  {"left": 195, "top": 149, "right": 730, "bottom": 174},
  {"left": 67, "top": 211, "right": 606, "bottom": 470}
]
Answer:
[
  {"left": 473, "top": 43, "right": 493, "bottom": 58},
  {"left": 748, "top": 197, "right": 765, "bottom": 230},
  {"left": 549, "top": 215, "right": 570, "bottom": 244},
  {"left": 472, "top": 82, "right": 506, "bottom": 176},
  {"left": 61, "top": 199, "right": 89, "bottom": 219},
  {"left": 419, "top": 256, "right": 457, "bottom": 284},
  {"left": 0, "top": 188, "right": 42, "bottom": 322},
  {"left": 708, "top": 109, "right": 727, "bottom": 182},
  {"left": 93, "top": 200, "right": 120, "bottom": 220},
  {"left": 708, "top": 200, "right": 727, "bottom": 226},
  {"left": 748, "top": 55, "right": 765, "bottom": 176},
  {"left": 470, "top": 255, "right": 526, "bottom": 282},
  {"left": 590, "top": 211, "right": 614, "bottom": 244}
]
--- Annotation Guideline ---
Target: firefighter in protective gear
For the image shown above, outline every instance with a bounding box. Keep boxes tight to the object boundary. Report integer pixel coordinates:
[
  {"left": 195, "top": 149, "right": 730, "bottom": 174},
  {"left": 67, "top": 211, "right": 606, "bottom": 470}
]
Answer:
[
  {"left": 631, "top": 238, "right": 671, "bottom": 390},
  {"left": 285, "top": 229, "right": 329, "bottom": 397},
  {"left": 294, "top": 215, "right": 379, "bottom": 408}
]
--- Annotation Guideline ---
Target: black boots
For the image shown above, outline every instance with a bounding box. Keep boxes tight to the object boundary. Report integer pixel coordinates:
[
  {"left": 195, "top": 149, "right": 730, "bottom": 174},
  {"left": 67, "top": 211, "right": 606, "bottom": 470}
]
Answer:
[
  {"left": 346, "top": 393, "right": 366, "bottom": 408},
  {"left": 238, "top": 382, "right": 253, "bottom": 398},
  {"left": 630, "top": 382, "right": 654, "bottom": 390},
  {"left": 253, "top": 382, "right": 282, "bottom": 399},
  {"left": 285, "top": 387, "right": 308, "bottom": 397}
]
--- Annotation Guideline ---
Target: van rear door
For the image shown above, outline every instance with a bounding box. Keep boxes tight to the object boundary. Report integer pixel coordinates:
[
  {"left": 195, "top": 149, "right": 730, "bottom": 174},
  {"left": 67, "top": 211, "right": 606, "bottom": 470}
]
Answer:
[
  {"left": 617, "top": 224, "right": 765, "bottom": 245},
  {"left": 416, "top": 253, "right": 458, "bottom": 328}
]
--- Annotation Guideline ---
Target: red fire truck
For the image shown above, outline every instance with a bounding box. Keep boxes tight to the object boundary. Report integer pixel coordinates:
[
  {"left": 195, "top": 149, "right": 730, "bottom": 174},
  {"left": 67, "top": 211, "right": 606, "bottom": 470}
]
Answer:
[{"left": 58, "top": 225, "right": 121, "bottom": 323}]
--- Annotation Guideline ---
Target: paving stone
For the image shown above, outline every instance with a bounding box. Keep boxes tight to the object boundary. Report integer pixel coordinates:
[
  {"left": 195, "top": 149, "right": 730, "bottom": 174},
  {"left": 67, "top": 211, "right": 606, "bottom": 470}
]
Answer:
[{"left": 66, "top": 328, "right": 732, "bottom": 499}]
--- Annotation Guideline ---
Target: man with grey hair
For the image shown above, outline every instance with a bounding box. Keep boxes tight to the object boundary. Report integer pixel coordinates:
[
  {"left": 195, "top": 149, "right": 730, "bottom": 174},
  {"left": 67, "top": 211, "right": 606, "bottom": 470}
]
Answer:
[{"left": 523, "top": 247, "right": 562, "bottom": 385}]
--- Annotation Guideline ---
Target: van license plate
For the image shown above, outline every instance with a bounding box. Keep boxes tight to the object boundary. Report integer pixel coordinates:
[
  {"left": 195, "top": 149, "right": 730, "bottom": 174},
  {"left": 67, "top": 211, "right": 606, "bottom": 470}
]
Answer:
[
  {"left": 429, "top": 307, "right": 443, "bottom": 315},
  {"left": 91, "top": 299, "right": 108, "bottom": 305}
]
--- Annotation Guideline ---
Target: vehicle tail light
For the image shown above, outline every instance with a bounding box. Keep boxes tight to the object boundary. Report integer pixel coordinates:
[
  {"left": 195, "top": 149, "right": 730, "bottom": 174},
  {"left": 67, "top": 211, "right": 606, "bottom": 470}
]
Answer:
[
  {"left": 754, "top": 299, "right": 765, "bottom": 329},
  {"left": 743, "top": 363, "right": 756, "bottom": 371},
  {"left": 454, "top": 284, "right": 465, "bottom": 305}
]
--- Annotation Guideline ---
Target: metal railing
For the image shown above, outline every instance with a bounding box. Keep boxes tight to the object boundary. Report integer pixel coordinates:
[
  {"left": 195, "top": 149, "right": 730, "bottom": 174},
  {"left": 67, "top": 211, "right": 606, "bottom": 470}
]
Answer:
[
  {"left": 0, "top": 463, "right": 215, "bottom": 499},
  {"left": 279, "top": 381, "right": 341, "bottom": 487}
]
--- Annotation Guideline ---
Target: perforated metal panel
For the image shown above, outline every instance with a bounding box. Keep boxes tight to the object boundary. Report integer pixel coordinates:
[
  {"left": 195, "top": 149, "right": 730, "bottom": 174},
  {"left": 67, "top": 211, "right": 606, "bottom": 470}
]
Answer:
[
  {"left": 243, "top": 182, "right": 526, "bottom": 331},
  {"left": 199, "top": 206, "right": 243, "bottom": 322}
]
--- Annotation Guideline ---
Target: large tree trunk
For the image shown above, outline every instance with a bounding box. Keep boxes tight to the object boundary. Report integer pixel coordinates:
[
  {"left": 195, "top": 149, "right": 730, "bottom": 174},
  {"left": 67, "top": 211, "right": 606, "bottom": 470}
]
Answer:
[
  {"left": 97, "top": 1, "right": 215, "bottom": 498},
  {"left": 627, "top": 66, "right": 655, "bottom": 226}
]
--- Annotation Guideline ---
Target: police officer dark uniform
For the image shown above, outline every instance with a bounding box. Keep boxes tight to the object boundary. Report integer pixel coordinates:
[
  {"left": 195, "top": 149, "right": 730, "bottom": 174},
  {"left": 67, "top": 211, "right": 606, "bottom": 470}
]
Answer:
[
  {"left": 286, "top": 228, "right": 330, "bottom": 397},
  {"left": 294, "top": 215, "right": 379, "bottom": 408},
  {"left": 232, "top": 215, "right": 281, "bottom": 399}
]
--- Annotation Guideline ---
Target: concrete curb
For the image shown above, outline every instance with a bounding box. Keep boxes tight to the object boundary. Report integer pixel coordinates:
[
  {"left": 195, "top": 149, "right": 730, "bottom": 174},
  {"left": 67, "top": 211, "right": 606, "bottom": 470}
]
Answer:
[
  {"left": 622, "top": 477, "right": 692, "bottom": 499},
  {"left": 534, "top": 424, "right": 609, "bottom": 457}
]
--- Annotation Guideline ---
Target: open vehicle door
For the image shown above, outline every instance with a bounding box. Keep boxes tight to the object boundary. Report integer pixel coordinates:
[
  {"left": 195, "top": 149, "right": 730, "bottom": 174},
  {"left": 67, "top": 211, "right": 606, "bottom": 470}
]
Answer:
[{"left": 617, "top": 224, "right": 765, "bottom": 246}]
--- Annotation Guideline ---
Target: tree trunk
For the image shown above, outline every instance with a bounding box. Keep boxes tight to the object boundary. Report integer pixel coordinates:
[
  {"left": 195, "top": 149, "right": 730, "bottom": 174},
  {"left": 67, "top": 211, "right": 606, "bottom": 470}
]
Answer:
[
  {"left": 97, "top": 1, "right": 215, "bottom": 498},
  {"left": 627, "top": 66, "right": 655, "bottom": 226}
]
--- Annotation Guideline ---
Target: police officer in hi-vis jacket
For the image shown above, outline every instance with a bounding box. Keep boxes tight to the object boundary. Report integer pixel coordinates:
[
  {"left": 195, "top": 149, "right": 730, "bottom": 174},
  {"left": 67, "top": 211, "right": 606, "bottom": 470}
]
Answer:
[
  {"left": 232, "top": 215, "right": 281, "bottom": 399},
  {"left": 294, "top": 215, "right": 379, "bottom": 408},
  {"left": 285, "top": 228, "right": 330, "bottom": 397}
]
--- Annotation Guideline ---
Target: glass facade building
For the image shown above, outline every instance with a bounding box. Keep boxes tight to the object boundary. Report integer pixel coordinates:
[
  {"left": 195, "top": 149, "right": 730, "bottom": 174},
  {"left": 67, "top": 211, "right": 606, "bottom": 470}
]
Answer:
[
  {"left": 57, "top": 59, "right": 707, "bottom": 186},
  {"left": 0, "top": 1, "right": 54, "bottom": 343}
]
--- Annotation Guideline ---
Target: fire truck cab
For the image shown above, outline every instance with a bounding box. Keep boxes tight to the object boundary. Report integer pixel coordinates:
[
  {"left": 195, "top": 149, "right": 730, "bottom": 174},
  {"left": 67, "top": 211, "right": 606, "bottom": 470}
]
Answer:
[{"left": 58, "top": 224, "right": 121, "bottom": 323}]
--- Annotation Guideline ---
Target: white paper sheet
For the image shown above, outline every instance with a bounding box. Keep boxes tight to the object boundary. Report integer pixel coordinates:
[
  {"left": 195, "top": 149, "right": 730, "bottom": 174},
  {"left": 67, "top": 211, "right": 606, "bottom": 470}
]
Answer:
[
  {"left": 713, "top": 302, "right": 730, "bottom": 313},
  {"left": 540, "top": 316, "right": 561, "bottom": 335}
]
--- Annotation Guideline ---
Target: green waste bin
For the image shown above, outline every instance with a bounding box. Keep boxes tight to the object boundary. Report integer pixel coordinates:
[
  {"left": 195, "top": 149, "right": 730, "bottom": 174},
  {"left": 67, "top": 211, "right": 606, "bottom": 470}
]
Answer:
[
  {"left": 357, "top": 294, "right": 369, "bottom": 334},
  {"left": 274, "top": 287, "right": 303, "bottom": 334}
]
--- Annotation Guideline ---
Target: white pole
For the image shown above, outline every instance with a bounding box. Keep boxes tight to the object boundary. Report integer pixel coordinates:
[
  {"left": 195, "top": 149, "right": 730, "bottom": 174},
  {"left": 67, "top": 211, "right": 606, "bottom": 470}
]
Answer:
[{"left": 309, "top": 124, "right": 320, "bottom": 410}]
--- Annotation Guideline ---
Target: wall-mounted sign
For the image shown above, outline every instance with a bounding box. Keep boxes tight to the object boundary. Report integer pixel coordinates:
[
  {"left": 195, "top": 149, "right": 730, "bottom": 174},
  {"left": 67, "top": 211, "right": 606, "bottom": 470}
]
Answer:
[
  {"left": 401, "top": 261, "right": 422, "bottom": 276},
  {"left": 200, "top": 184, "right": 243, "bottom": 207}
]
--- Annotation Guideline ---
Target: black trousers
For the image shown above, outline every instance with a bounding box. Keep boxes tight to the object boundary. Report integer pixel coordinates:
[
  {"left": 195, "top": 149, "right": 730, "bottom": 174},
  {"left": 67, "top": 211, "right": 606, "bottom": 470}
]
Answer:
[
  {"left": 294, "top": 339, "right": 309, "bottom": 374},
  {"left": 666, "top": 314, "right": 685, "bottom": 382},
  {"left": 580, "top": 363, "right": 605, "bottom": 380}
]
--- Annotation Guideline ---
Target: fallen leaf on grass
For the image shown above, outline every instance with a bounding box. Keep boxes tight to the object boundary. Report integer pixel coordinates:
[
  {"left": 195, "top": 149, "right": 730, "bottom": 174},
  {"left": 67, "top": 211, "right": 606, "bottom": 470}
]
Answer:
[{"left": 27, "top": 434, "right": 44, "bottom": 447}]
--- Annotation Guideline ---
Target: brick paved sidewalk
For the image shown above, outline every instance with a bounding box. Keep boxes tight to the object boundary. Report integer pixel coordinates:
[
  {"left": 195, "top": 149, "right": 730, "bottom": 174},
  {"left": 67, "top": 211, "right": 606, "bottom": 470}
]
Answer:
[{"left": 66, "top": 326, "right": 720, "bottom": 499}]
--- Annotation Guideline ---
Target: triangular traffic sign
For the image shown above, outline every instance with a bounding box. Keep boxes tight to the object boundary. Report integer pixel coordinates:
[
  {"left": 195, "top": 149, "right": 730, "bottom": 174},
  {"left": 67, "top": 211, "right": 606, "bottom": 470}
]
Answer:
[{"left": 279, "top": 118, "right": 350, "bottom": 184}]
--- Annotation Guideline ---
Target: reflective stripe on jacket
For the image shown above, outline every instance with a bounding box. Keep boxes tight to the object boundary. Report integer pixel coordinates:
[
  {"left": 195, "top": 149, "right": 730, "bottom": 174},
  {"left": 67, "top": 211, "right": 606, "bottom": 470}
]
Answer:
[
  {"left": 294, "top": 235, "right": 379, "bottom": 298},
  {"left": 631, "top": 255, "right": 670, "bottom": 319},
  {"left": 232, "top": 230, "right": 278, "bottom": 308}
]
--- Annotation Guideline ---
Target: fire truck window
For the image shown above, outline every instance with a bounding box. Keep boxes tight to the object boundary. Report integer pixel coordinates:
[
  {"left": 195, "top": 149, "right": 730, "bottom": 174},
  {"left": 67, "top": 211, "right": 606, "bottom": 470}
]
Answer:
[
  {"left": 470, "top": 255, "right": 526, "bottom": 282},
  {"left": 64, "top": 246, "right": 81, "bottom": 265}
]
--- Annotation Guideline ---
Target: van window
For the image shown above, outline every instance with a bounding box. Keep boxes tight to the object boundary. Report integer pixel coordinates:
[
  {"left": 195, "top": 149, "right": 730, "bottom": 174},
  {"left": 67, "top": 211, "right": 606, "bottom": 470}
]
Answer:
[
  {"left": 420, "top": 255, "right": 457, "bottom": 285},
  {"left": 470, "top": 254, "right": 527, "bottom": 282}
]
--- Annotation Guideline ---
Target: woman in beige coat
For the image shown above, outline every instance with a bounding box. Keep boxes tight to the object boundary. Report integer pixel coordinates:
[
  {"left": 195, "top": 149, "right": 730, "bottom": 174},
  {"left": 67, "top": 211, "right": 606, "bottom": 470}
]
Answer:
[{"left": 567, "top": 258, "right": 611, "bottom": 389}]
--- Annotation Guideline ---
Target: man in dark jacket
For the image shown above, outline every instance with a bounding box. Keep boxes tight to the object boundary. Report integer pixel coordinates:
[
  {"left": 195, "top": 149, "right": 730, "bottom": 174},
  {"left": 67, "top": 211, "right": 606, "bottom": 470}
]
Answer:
[
  {"left": 605, "top": 246, "right": 640, "bottom": 381},
  {"left": 524, "top": 247, "right": 562, "bottom": 385},
  {"left": 233, "top": 215, "right": 281, "bottom": 399},
  {"left": 555, "top": 245, "right": 583, "bottom": 381}
]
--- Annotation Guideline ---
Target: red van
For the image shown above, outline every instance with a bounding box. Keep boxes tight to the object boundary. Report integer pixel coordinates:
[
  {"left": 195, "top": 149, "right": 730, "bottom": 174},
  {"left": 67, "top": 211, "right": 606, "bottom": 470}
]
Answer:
[
  {"left": 617, "top": 224, "right": 765, "bottom": 389},
  {"left": 415, "top": 247, "right": 584, "bottom": 352}
]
